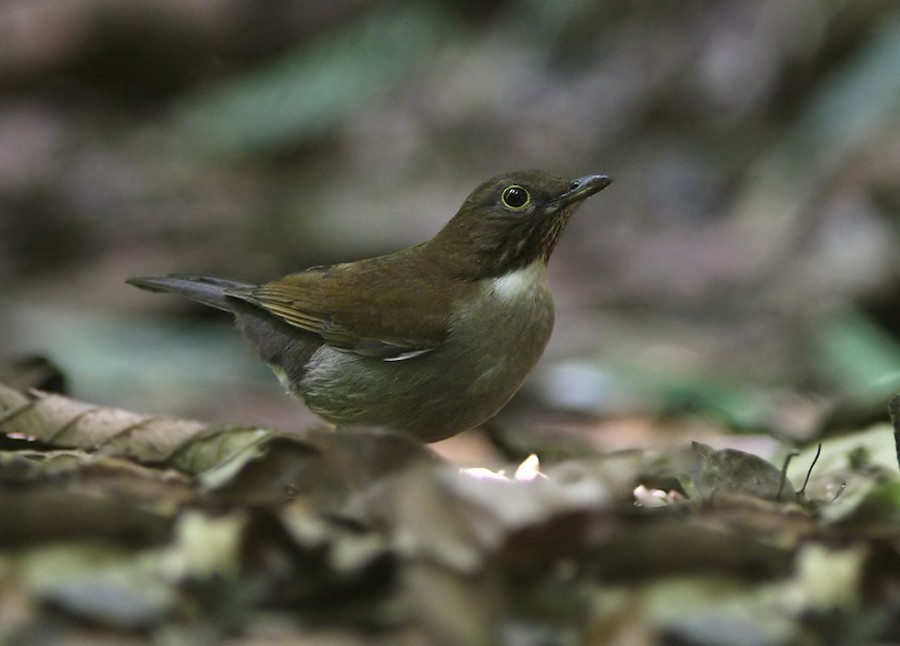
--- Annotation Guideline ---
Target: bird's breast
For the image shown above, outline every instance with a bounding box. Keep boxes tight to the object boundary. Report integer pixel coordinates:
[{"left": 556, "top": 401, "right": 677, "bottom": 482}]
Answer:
[
  {"left": 296, "top": 260, "right": 556, "bottom": 440},
  {"left": 446, "top": 260, "right": 554, "bottom": 392}
]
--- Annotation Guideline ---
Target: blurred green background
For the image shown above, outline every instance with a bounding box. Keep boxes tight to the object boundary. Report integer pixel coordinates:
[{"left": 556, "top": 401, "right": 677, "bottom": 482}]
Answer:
[{"left": 2, "top": 0, "right": 900, "bottom": 442}]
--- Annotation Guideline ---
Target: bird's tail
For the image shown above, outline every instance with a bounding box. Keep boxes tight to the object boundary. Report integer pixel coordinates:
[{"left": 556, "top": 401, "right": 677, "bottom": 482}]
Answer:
[{"left": 127, "top": 274, "right": 254, "bottom": 312}]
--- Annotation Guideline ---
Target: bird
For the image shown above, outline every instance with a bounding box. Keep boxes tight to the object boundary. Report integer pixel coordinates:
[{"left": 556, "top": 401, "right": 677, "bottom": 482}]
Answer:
[{"left": 128, "top": 170, "right": 610, "bottom": 442}]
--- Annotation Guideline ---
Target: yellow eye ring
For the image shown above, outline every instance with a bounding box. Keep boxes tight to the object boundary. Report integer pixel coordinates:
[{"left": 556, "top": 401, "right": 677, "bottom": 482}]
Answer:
[{"left": 501, "top": 185, "right": 531, "bottom": 211}]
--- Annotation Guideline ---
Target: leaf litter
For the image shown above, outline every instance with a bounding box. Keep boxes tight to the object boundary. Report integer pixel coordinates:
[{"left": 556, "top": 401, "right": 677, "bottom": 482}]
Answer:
[{"left": 1, "top": 382, "right": 900, "bottom": 643}]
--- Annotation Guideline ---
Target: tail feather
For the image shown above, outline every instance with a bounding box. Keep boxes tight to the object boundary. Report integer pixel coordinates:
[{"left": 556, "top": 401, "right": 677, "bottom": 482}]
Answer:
[{"left": 127, "top": 274, "right": 255, "bottom": 312}]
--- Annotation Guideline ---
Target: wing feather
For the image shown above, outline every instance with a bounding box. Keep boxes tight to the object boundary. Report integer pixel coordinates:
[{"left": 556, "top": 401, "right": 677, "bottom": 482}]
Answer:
[{"left": 225, "top": 252, "right": 453, "bottom": 360}]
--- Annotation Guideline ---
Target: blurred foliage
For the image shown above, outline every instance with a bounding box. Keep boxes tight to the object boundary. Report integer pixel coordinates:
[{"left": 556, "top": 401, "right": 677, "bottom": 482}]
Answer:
[
  {"left": 817, "top": 307, "right": 900, "bottom": 392},
  {"left": 0, "top": 0, "right": 898, "bottom": 427},
  {"left": 0, "top": 0, "right": 897, "bottom": 436},
  {"left": 175, "top": 3, "right": 456, "bottom": 154}
]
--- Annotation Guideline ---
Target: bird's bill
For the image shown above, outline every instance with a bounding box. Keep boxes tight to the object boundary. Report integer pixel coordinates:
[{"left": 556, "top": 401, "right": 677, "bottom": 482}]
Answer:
[{"left": 553, "top": 174, "right": 611, "bottom": 208}]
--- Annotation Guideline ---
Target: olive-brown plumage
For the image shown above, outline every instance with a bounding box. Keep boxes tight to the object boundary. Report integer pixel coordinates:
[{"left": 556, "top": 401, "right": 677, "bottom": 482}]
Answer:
[{"left": 128, "top": 170, "right": 610, "bottom": 441}]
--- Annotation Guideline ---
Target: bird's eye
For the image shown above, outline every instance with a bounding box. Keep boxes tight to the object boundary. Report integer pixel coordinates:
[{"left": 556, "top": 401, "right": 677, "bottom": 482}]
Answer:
[{"left": 501, "top": 185, "right": 530, "bottom": 211}]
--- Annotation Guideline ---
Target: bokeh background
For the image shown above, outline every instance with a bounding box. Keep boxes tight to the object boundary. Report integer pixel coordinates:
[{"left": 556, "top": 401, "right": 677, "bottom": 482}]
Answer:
[{"left": 2, "top": 0, "right": 900, "bottom": 455}]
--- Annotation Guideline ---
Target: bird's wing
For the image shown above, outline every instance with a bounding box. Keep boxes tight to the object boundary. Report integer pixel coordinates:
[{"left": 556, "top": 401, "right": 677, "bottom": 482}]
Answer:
[{"left": 225, "top": 259, "right": 452, "bottom": 361}]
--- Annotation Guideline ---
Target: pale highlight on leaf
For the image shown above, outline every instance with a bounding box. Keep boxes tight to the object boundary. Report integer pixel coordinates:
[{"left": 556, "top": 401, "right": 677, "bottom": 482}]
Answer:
[{"left": 0, "top": 383, "right": 276, "bottom": 475}]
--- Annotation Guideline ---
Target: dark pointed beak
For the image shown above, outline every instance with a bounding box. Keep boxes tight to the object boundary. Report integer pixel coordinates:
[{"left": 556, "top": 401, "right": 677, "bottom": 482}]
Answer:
[{"left": 555, "top": 174, "right": 612, "bottom": 208}]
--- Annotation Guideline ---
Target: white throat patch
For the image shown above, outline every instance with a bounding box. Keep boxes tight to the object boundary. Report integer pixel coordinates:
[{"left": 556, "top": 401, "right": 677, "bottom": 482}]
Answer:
[{"left": 490, "top": 262, "right": 545, "bottom": 301}]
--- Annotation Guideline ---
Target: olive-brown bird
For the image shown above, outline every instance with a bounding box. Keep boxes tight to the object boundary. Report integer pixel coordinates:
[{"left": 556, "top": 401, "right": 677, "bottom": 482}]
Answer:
[{"left": 128, "top": 170, "right": 610, "bottom": 441}]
